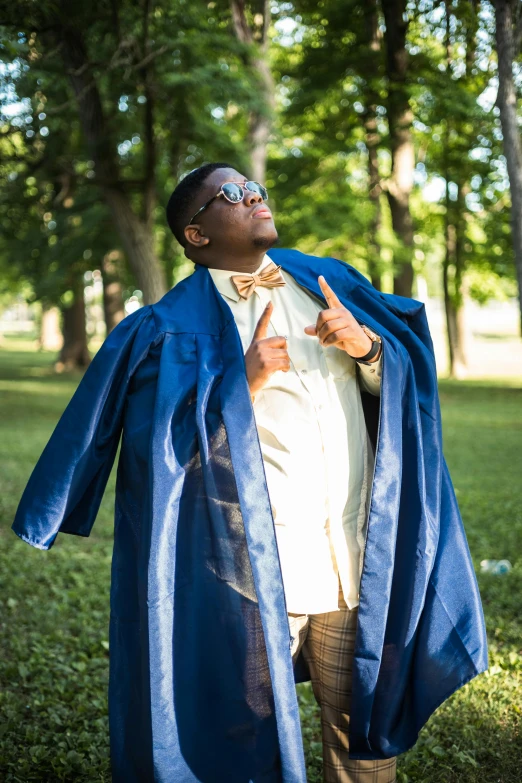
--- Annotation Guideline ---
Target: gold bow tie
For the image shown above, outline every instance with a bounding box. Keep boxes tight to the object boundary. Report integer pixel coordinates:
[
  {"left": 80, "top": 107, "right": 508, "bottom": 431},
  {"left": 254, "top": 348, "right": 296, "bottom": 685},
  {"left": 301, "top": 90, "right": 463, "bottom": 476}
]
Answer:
[{"left": 230, "top": 261, "right": 286, "bottom": 300}]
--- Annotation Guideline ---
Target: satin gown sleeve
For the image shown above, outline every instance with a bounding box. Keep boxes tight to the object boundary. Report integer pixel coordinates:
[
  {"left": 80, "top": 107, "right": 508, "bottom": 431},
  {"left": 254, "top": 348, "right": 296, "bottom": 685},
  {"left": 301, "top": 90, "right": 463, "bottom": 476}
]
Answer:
[{"left": 11, "top": 305, "right": 157, "bottom": 551}]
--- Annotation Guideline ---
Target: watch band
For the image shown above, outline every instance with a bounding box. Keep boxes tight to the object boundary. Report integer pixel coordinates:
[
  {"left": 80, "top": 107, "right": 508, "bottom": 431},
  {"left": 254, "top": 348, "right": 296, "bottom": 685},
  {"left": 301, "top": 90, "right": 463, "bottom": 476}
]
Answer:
[{"left": 351, "top": 339, "right": 381, "bottom": 365}]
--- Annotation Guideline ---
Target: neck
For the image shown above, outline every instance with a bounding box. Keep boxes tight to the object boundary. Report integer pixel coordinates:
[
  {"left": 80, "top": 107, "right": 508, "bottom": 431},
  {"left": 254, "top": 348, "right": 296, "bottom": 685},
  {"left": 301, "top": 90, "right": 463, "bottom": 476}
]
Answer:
[{"left": 193, "top": 246, "right": 272, "bottom": 274}]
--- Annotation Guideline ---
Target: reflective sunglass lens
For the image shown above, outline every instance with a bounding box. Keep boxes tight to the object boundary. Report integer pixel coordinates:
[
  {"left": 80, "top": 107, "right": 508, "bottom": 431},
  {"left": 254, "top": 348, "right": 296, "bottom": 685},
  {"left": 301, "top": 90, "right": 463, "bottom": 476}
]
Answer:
[
  {"left": 245, "top": 181, "right": 268, "bottom": 199},
  {"left": 222, "top": 183, "right": 243, "bottom": 202}
]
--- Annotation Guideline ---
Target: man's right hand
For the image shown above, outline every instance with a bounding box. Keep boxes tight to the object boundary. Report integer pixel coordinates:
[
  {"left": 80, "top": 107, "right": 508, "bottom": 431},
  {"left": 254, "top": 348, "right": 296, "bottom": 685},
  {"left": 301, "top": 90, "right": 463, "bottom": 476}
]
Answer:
[{"left": 245, "top": 301, "right": 290, "bottom": 397}]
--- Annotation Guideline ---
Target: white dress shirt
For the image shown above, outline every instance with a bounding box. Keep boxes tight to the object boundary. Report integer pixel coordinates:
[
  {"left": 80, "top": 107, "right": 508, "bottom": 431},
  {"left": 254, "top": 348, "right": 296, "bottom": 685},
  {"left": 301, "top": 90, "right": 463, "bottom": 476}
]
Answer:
[{"left": 208, "top": 253, "right": 382, "bottom": 615}]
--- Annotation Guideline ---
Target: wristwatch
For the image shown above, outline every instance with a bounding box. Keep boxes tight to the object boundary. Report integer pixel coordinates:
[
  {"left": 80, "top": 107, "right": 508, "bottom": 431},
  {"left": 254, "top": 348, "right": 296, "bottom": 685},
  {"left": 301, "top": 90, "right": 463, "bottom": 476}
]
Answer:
[{"left": 349, "top": 324, "right": 382, "bottom": 365}]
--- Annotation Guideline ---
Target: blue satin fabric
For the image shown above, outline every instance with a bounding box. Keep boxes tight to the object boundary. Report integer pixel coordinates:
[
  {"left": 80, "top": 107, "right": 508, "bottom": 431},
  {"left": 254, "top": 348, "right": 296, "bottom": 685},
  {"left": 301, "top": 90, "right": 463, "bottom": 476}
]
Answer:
[{"left": 12, "top": 248, "right": 487, "bottom": 781}]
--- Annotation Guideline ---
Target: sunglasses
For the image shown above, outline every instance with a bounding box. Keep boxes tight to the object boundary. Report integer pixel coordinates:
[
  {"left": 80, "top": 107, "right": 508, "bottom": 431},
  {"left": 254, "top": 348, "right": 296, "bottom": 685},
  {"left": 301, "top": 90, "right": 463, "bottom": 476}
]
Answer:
[{"left": 187, "top": 180, "right": 269, "bottom": 226}]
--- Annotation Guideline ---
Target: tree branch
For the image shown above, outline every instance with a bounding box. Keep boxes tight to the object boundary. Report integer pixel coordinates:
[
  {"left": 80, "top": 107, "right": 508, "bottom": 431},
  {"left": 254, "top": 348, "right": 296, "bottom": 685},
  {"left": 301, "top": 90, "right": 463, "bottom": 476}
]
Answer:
[{"left": 45, "top": 44, "right": 169, "bottom": 115}]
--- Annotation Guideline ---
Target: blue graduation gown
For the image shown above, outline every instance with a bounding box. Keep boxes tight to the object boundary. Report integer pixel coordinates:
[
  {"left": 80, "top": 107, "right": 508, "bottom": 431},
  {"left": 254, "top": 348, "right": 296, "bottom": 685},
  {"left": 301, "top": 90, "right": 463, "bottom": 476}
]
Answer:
[{"left": 12, "top": 248, "right": 488, "bottom": 782}]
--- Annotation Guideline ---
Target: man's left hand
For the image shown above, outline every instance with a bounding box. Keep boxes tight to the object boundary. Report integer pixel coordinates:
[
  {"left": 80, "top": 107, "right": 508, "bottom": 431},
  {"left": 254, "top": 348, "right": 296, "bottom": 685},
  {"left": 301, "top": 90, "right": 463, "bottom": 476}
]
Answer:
[{"left": 303, "top": 275, "right": 375, "bottom": 359}]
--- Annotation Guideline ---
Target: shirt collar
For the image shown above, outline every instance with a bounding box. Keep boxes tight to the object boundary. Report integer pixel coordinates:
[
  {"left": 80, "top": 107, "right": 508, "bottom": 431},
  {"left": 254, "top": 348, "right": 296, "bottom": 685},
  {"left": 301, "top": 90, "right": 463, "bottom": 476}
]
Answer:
[{"left": 207, "top": 253, "right": 277, "bottom": 303}]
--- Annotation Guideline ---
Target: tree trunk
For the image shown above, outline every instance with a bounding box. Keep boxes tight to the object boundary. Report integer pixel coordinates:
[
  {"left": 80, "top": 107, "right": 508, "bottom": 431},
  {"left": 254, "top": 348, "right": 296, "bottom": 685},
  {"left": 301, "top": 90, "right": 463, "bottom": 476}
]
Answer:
[
  {"left": 101, "top": 252, "right": 125, "bottom": 334},
  {"left": 364, "top": 0, "right": 383, "bottom": 291},
  {"left": 56, "top": 278, "right": 91, "bottom": 371},
  {"left": 102, "top": 187, "right": 167, "bottom": 303},
  {"left": 364, "top": 107, "right": 383, "bottom": 291},
  {"left": 380, "top": 0, "right": 415, "bottom": 298},
  {"left": 443, "top": 297, "right": 468, "bottom": 379},
  {"left": 247, "top": 56, "right": 276, "bottom": 182},
  {"left": 59, "top": 23, "right": 167, "bottom": 304},
  {"left": 494, "top": 0, "right": 522, "bottom": 335},
  {"left": 140, "top": 0, "right": 157, "bottom": 228},
  {"left": 443, "top": 223, "right": 467, "bottom": 378},
  {"left": 230, "top": 0, "right": 275, "bottom": 182},
  {"left": 441, "top": 0, "right": 470, "bottom": 378},
  {"left": 38, "top": 304, "right": 63, "bottom": 351}
]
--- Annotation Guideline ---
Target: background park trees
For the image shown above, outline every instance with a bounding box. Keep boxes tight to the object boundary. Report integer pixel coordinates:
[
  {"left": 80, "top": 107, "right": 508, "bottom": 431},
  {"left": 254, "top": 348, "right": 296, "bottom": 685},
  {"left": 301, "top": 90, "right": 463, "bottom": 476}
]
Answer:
[
  {"left": 1, "top": 6, "right": 521, "bottom": 781},
  {"left": 0, "top": 0, "right": 521, "bottom": 376}
]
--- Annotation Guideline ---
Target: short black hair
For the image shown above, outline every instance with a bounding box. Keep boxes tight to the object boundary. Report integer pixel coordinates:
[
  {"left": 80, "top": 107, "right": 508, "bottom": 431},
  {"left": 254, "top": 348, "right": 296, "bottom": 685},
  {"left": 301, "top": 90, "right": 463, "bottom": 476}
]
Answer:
[{"left": 166, "top": 162, "right": 238, "bottom": 248}]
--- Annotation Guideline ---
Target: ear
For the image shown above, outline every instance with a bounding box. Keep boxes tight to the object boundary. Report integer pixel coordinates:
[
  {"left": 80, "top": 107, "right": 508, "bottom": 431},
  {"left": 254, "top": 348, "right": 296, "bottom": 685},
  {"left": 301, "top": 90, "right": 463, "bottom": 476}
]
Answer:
[{"left": 184, "top": 223, "right": 210, "bottom": 249}]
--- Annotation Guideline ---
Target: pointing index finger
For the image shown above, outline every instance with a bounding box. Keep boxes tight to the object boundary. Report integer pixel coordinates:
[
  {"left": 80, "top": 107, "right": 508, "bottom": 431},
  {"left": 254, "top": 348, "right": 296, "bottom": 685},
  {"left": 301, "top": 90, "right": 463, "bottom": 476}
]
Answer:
[
  {"left": 318, "top": 275, "right": 342, "bottom": 309},
  {"left": 251, "top": 301, "right": 272, "bottom": 342}
]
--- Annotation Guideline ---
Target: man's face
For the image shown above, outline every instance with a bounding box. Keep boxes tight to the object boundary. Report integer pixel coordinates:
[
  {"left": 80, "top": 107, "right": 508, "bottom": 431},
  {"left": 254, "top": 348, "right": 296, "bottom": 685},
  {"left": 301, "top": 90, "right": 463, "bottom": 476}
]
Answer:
[{"left": 183, "top": 167, "right": 278, "bottom": 259}]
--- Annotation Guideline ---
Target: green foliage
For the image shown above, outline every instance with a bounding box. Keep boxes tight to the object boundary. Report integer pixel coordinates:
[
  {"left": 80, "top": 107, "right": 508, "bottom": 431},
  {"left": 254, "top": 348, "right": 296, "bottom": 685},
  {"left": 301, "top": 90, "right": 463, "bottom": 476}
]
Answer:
[
  {"left": 407, "top": 0, "right": 515, "bottom": 308},
  {"left": 466, "top": 266, "right": 518, "bottom": 304},
  {"left": 1, "top": 0, "right": 520, "bottom": 307},
  {"left": 0, "top": 0, "right": 278, "bottom": 300},
  {"left": 264, "top": 0, "right": 518, "bottom": 303},
  {"left": 266, "top": 0, "right": 392, "bottom": 277}
]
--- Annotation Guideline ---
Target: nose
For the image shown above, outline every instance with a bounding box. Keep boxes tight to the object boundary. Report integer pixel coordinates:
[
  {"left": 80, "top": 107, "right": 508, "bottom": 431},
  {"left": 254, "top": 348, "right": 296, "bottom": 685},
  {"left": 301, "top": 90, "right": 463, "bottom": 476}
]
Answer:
[{"left": 244, "top": 188, "right": 263, "bottom": 206}]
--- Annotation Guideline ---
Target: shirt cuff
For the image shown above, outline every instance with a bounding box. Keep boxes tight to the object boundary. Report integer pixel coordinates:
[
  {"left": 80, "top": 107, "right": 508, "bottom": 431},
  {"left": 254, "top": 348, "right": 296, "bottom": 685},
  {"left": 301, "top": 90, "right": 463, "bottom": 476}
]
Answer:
[{"left": 356, "top": 350, "right": 382, "bottom": 396}]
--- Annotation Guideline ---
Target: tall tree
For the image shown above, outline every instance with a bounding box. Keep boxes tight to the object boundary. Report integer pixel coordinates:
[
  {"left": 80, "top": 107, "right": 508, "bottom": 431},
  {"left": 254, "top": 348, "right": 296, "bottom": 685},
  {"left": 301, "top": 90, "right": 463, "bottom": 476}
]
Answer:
[
  {"left": 363, "top": 0, "right": 385, "bottom": 290},
  {"left": 230, "top": 0, "right": 276, "bottom": 181},
  {"left": 101, "top": 251, "right": 126, "bottom": 333},
  {"left": 1, "top": 0, "right": 266, "bottom": 307},
  {"left": 441, "top": 0, "right": 479, "bottom": 378},
  {"left": 53, "top": 14, "right": 167, "bottom": 304},
  {"left": 1, "top": 2, "right": 168, "bottom": 303},
  {"left": 273, "top": 0, "right": 390, "bottom": 286},
  {"left": 380, "top": 0, "right": 415, "bottom": 297},
  {"left": 493, "top": 0, "right": 522, "bottom": 333},
  {"left": 412, "top": 0, "right": 513, "bottom": 375},
  {"left": 56, "top": 269, "right": 91, "bottom": 370}
]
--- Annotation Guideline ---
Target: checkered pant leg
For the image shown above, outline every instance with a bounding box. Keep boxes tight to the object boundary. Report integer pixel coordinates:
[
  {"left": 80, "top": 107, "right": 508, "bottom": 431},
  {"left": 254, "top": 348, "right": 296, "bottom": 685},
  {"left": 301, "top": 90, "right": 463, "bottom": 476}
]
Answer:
[{"left": 289, "top": 585, "right": 396, "bottom": 783}]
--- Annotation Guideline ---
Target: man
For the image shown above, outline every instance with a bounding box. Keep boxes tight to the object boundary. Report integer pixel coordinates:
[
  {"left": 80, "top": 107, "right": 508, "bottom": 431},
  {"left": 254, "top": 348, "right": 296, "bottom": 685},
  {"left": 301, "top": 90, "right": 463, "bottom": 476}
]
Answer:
[
  {"left": 168, "top": 163, "right": 390, "bottom": 782},
  {"left": 13, "top": 162, "right": 487, "bottom": 783}
]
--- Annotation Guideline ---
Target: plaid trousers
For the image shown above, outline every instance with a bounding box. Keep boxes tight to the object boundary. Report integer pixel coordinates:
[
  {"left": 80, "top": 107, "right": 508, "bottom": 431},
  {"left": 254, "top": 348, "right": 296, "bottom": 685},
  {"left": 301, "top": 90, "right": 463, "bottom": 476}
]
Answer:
[{"left": 288, "top": 579, "right": 397, "bottom": 783}]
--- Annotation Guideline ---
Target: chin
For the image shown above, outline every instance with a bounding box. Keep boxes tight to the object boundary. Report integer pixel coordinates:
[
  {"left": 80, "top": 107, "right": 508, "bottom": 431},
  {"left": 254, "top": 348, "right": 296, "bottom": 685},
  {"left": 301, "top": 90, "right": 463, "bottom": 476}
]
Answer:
[{"left": 252, "top": 230, "right": 280, "bottom": 250}]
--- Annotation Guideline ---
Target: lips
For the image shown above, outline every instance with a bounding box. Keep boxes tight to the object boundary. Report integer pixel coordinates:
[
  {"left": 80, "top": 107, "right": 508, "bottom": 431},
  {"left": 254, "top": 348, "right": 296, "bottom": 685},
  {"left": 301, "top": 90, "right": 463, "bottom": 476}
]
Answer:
[{"left": 251, "top": 206, "right": 272, "bottom": 219}]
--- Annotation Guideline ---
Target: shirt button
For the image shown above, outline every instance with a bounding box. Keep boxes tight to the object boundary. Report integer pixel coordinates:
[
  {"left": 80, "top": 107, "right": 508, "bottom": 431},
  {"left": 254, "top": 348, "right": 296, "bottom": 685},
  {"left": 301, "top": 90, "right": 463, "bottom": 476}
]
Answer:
[
  {"left": 370, "top": 368, "right": 375, "bottom": 373},
  {"left": 301, "top": 368, "right": 308, "bottom": 373},
  {"left": 318, "top": 404, "right": 323, "bottom": 410}
]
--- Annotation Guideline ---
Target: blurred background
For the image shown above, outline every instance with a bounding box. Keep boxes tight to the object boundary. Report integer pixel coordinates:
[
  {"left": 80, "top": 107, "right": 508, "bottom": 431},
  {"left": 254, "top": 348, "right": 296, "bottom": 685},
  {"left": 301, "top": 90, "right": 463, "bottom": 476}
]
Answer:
[{"left": 0, "top": 2, "right": 521, "bottom": 782}]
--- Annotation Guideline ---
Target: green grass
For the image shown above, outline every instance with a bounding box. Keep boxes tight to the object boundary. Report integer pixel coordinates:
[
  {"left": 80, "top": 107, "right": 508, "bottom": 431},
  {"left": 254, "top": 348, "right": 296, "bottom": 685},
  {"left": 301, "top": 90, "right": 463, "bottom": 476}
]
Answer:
[{"left": 0, "top": 345, "right": 521, "bottom": 782}]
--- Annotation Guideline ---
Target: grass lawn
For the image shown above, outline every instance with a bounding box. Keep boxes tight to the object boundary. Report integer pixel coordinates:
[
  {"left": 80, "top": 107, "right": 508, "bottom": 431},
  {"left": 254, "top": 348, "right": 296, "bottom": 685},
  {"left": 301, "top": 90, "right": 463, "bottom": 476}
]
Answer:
[{"left": 0, "top": 342, "right": 521, "bottom": 782}]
